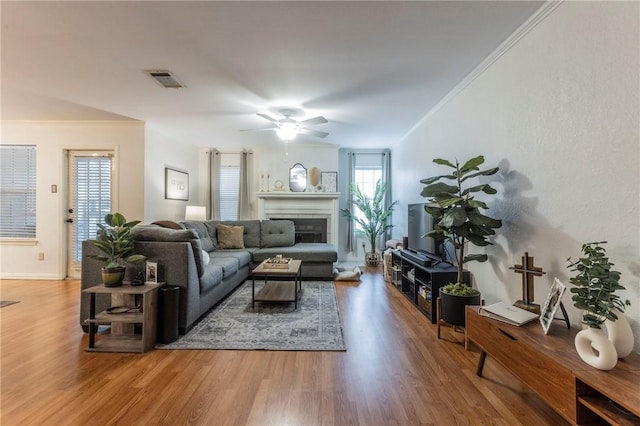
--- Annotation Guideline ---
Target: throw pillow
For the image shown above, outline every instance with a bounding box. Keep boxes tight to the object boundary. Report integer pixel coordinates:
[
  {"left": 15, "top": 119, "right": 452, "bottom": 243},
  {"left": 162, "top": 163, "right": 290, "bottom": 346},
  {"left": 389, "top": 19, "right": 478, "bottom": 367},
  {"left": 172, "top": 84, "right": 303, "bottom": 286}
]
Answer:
[
  {"left": 217, "top": 224, "right": 245, "bottom": 249},
  {"left": 201, "top": 250, "right": 210, "bottom": 266}
]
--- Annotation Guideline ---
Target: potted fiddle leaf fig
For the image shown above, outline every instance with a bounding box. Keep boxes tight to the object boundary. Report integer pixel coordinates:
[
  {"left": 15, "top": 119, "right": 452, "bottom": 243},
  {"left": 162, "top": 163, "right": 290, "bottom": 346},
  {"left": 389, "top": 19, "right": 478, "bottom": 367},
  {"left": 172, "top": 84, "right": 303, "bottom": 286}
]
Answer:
[
  {"left": 341, "top": 180, "right": 398, "bottom": 266},
  {"left": 420, "top": 155, "right": 502, "bottom": 326},
  {"left": 89, "top": 212, "right": 146, "bottom": 287}
]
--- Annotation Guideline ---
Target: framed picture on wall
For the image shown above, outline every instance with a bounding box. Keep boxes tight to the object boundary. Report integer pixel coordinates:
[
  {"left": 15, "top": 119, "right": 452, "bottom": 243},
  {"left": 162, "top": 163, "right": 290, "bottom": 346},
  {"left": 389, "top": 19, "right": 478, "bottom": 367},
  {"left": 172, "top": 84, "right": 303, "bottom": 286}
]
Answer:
[
  {"left": 321, "top": 171, "right": 337, "bottom": 193},
  {"left": 165, "top": 167, "right": 189, "bottom": 200}
]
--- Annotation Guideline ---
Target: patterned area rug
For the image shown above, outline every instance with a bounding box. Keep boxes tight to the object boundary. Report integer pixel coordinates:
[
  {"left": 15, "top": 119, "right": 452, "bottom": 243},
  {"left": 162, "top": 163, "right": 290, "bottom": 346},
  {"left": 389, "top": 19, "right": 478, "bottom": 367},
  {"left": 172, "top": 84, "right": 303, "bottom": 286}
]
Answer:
[
  {"left": 157, "top": 281, "right": 345, "bottom": 351},
  {"left": 0, "top": 300, "right": 19, "bottom": 308}
]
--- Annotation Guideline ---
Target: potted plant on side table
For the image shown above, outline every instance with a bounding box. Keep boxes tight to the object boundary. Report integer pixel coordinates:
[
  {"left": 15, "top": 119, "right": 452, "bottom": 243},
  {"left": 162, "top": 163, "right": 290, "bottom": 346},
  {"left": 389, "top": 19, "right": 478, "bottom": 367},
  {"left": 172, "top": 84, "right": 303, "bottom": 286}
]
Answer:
[
  {"left": 89, "top": 212, "right": 146, "bottom": 287},
  {"left": 420, "top": 155, "right": 502, "bottom": 327},
  {"left": 567, "top": 241, "right": 632, "bottom": 370},
  {"left": 341, "top": 180, "right": 398, "bottom": 266}
]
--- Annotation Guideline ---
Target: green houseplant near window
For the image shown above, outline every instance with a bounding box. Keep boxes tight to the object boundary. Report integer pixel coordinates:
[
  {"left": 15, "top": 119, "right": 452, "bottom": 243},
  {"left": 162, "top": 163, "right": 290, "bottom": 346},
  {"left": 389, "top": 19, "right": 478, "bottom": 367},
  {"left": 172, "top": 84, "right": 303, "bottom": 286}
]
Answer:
[
  {"left": 341, "top": 180, "right": 398, "bottom": 266},
  {"left": 89, "top": 212, "right": 146, "bottom": 287},
  {"left": 420, "top": 155, "right": 502, "bottom": 326}
]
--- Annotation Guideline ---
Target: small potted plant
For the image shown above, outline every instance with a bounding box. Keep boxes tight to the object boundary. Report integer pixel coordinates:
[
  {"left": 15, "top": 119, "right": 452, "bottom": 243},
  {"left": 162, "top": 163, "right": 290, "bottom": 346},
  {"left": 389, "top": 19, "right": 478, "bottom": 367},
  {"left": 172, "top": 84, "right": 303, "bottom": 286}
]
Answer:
[
  {"left": 567, "top": 241, "right": 632, "bottom": 369},
  {"left": 420, "top": 155, "right": 502, "bottom": 326},
  {"left": 89, "top": 212, "right": 146, "bottom": 286},
  {"left": 341, "top": 180, "right": 398, "bottom": 266}
]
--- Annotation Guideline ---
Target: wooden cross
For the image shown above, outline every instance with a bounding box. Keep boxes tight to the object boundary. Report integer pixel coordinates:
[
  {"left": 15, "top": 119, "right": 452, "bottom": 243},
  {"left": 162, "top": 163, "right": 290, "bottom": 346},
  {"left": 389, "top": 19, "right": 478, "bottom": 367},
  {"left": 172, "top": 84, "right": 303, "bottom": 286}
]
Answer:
[{"left": 509, "top": 252, "right": 546, "bottom": 305}]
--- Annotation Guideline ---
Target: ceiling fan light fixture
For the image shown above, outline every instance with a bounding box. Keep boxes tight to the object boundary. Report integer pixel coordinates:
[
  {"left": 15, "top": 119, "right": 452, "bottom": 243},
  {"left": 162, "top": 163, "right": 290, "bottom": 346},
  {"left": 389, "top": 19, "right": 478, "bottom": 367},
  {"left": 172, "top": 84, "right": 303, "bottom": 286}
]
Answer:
[{"left": 276, "top": 122, "right": 299, "bottom": 141}]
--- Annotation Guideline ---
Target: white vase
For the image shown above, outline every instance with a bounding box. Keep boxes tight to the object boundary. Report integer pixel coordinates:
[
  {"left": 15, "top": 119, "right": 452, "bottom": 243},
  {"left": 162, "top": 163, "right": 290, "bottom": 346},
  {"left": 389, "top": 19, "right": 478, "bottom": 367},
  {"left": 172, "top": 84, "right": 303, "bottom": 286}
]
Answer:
[
  {"left": 575, "top": 327, "right": 618, "bottom": 370},
  {"left": 605, "top": 309, "right": 634, "bottom": 358}
]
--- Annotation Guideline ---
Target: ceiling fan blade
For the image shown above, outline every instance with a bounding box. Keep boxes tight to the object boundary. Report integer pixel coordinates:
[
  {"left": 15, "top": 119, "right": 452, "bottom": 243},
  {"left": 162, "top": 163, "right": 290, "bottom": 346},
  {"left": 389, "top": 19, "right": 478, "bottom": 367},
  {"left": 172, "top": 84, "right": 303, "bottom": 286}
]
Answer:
[
  {"left": 299, "top": 116, "right": 328, "bottom": 126},
  {"left": 240, "top": 126, "right": 277, "bottom": 132},
  {"left": 257, "top": 113, "right": 280, "bottom": 123},
  {"left": 299, "top": 128, "right": 329, "bottom": 138}
]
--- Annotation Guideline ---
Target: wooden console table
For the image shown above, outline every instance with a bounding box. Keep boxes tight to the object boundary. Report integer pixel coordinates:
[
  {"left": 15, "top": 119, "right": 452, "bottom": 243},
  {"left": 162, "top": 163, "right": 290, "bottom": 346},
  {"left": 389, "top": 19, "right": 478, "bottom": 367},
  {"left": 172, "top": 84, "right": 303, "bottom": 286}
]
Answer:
[{"left": 466, "top": 306, "right": 640, "bottom": 425}]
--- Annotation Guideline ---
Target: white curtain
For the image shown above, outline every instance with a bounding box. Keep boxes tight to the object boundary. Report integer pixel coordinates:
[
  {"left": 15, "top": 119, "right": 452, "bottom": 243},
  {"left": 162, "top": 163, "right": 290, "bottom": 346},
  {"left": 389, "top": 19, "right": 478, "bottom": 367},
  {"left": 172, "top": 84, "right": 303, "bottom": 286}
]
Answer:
[{"left": 207, "top": 149, "right": 221, "bottom": 220}]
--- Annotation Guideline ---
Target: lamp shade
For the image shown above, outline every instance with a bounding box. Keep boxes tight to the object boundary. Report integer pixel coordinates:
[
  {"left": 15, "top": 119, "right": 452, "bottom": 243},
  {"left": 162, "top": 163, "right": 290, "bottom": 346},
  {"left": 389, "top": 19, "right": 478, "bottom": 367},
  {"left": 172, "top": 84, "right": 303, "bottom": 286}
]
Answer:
[{"left": 185, "top": 206, "right": 206, "bottom": 221}]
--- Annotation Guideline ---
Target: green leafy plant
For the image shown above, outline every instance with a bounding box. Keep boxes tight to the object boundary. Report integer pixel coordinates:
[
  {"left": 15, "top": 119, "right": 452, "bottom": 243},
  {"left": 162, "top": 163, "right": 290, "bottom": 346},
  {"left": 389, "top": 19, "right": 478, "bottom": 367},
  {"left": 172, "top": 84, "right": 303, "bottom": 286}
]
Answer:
[
  {"left": 341, "top": 180, "right": 398, "bottom": 254},
  {"left": 89, "top": 212, "right": 146, "bottom": 269},
  {"left": 420, "top": 155, "right": 502, "bottom": 292},
  {"left": 441, "top": 282, "right": 479, "bottom": 296},
  {"left": 566, "top": 241, "right": 630, "bottom": 329}
]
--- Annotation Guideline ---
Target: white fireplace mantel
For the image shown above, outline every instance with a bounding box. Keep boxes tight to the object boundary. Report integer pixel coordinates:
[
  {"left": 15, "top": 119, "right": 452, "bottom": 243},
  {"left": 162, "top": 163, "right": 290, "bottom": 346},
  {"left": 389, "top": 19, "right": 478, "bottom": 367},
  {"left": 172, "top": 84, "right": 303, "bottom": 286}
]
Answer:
[{"left": 256, "top": 192, "right": 340, "bottom": 245}]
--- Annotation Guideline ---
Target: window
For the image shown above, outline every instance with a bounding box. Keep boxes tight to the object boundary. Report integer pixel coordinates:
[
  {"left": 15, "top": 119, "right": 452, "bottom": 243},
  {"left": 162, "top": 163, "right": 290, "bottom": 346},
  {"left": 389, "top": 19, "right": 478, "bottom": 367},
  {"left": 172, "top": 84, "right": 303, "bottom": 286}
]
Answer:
[
  {"left": 0, "top": 145, "right": 37, "bottom": 239},
  {"left": 219, "top": 154, "right": 240, "bottom": 221},
  {"left": 353, "top": 167, "right": 382, "bottom": 231}
]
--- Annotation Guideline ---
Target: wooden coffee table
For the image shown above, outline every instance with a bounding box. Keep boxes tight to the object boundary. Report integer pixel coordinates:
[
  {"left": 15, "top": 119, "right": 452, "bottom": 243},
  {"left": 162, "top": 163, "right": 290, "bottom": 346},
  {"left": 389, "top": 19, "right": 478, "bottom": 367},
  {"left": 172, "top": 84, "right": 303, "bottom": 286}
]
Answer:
[{"left": 251, "top": 259, "right": 302, "bottom": 309}]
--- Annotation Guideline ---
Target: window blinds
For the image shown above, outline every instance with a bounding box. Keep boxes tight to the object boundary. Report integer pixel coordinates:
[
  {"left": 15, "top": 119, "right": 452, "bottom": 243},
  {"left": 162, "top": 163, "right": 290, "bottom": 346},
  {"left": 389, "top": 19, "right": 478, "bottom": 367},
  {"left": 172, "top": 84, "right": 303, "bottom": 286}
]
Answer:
[{"left": 0, "top": 145, "right": 37, "bottom": 238}]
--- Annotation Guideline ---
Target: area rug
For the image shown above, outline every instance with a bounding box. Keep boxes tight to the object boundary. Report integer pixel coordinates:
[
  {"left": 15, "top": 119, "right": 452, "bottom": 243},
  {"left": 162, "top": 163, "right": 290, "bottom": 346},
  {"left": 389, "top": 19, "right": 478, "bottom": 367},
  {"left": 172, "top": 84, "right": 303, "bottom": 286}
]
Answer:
[
  {"left": 0, "top": 300, "right": 19, "bottom": 308},
  {"left": 157, "top": 281, "right": 345, "bottom": 351}
]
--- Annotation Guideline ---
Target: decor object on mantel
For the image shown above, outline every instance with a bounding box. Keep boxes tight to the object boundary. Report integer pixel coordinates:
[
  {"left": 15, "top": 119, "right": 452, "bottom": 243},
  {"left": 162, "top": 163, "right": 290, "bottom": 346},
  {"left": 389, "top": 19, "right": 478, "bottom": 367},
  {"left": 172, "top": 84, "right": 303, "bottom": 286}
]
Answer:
[
  {"left": 156, "top": 280, "right": 345, "bottom": 351},
  {"left": 567, "top": 241, "right": 633, "bottom": 370},
  {"left": 89, "top": 212, "right": 146, "bottom": 287},
  {"left": 289, "top": 163, "right": 307, "bottom": 192},
  {"left": 341, "top": 180, "right": 398, "bottom": 267},
  {"left": 420, "top": 155, "right": 502, "bottom": 327}
]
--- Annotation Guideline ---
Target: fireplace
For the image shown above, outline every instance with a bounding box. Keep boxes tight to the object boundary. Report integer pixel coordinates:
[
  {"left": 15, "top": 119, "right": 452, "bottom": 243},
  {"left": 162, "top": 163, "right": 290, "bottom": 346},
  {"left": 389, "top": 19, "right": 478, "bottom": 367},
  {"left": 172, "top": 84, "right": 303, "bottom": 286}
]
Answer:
[
  {"left": 256, "top": 192, "right": 340, "bottom": 245},
  {"left": 279, "top": 218, "right": 327, "bottom": 243}
]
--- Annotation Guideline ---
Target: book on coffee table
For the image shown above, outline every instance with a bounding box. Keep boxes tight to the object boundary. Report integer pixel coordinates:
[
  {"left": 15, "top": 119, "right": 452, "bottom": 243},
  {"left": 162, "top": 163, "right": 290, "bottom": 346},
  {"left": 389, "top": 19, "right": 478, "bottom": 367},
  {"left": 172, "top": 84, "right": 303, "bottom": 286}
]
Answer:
[{"left": 263, "top": 257, "right": 293, "bottom": 269}]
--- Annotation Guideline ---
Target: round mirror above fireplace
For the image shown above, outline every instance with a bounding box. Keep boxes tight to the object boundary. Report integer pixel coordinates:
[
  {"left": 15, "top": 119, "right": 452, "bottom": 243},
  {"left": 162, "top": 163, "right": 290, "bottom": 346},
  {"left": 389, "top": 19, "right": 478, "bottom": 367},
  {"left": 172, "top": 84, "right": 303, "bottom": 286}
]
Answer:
[{"left": 289, "top": 163, "right": 307, "bottom": 192}]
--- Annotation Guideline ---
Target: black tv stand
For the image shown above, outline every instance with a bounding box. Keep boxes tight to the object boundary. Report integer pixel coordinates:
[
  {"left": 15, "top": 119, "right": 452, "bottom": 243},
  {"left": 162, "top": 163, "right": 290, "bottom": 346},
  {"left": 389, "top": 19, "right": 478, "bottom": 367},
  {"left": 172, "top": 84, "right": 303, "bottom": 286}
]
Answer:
[
  {"left": 391, "top": 251, "right": 469, "bottom": 324},
  {"left": 400, "top": 248, "right": 445, "bottom": 267}
]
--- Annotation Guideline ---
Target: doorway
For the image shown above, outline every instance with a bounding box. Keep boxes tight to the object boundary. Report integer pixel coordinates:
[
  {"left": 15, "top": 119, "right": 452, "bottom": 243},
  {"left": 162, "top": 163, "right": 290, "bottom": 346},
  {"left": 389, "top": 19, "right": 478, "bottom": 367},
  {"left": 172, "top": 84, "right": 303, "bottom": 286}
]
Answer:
[{"left": 66, "top": 150, "right": 114, "bottom": 279}]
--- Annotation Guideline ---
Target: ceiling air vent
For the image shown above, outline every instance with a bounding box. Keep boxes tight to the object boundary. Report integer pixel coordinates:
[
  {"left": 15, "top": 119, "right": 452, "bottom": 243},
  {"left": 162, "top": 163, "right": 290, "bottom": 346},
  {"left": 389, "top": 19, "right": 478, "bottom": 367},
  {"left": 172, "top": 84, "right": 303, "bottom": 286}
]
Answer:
[{"left": 145, "top": 70, "right": 185, "bottom": 88}]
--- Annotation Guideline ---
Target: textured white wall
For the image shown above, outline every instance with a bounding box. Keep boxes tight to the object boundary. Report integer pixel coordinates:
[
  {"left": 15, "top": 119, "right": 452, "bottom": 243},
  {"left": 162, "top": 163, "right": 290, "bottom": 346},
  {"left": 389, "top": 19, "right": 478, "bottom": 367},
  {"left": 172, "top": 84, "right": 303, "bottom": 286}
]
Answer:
[{"left": 393, "top": 2, "right": 640, "bottom": 352}]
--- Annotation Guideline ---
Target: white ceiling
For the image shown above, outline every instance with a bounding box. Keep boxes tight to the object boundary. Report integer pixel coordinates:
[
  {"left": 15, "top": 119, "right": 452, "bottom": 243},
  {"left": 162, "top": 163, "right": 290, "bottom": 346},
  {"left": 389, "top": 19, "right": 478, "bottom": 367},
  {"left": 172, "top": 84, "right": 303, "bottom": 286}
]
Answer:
[{"left": 1, "top": 1, "right": 544, "bottom": 148}]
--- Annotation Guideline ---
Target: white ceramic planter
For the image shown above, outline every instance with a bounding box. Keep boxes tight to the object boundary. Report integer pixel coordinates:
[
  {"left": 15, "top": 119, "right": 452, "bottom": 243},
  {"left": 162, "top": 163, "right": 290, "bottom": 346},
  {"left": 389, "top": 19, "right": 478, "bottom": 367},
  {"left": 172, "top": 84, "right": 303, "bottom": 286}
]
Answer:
[
  {"left": 605, "top": 309, "right": 634, "bottom": 358},
  {"left": 575, "top": 327, "right": 618, "bottom": 370}
]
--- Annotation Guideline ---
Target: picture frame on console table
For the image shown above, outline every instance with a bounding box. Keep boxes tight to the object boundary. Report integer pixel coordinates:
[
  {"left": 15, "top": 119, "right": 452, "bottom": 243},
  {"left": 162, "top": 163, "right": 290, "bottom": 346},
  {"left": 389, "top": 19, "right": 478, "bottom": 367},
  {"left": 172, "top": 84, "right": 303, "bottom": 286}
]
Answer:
[
  {"left": 540, "top": 277, "right": 566, "bottom": 334},
  {"left": 165, "top": 167, "right": 189, "bottom": 200},
  {"left": 321, "top": 172, "right": 337, "bottom": 192},
  {"left": 145, "top": 261, "right": 158, "bottom": 284}
]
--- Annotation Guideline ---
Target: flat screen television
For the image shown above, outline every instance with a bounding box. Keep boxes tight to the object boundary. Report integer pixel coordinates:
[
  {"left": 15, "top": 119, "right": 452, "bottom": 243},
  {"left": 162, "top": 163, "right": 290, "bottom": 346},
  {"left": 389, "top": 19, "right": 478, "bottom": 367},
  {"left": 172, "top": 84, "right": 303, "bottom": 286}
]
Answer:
[{"left": 406, "top": 203, "right": 445, "bottom": 261}]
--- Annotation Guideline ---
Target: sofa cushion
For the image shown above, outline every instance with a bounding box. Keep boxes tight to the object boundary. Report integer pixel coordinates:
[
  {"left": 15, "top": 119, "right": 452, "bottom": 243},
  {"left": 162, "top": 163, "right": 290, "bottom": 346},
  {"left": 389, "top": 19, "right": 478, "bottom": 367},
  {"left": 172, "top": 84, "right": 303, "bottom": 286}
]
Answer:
[
  {"left": 182, "top": 221, "right": 216, "bottom": 252},
  {"left": 219, "top": 220, "right": 261, "bottom": 248},
  {"left": 208, "top": 256, "right": 239, "bottom": 278},
  {"left": 217, "top": 224, "right": 245, "bottom": 249},
  {"left": 253, "top": 243, "right": 338, "bottom": 263},
  {"left": 204, "top": 221, "right": 220, "bottom": 248},
  {"left": 131, "top": 225, "right": 205, "bottom": 277},
  {"left": 261, "top": 220, "right": 295, "bottom": 248},
  {"left": 210, "top": 250, "right": 252, "bottom": 268},
  {"left": 200, "top": 264, "right": 224, "bottom": 293}
]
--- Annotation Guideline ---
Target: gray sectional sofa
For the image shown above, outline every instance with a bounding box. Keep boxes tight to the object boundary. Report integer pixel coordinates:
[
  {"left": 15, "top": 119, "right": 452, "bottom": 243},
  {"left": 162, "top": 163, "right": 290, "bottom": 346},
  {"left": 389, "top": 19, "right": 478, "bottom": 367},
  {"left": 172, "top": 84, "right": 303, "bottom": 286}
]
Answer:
[{"left": 79, "top": 219, "right": 337, "bottom": 334}]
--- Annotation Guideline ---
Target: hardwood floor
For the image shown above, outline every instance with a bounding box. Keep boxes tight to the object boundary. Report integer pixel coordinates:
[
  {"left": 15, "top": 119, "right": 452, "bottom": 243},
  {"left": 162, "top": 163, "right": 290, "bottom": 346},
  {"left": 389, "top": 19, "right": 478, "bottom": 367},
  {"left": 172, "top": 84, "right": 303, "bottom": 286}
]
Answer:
[{"left": 0, "top": 269, "right": 567, "bottom": 425}]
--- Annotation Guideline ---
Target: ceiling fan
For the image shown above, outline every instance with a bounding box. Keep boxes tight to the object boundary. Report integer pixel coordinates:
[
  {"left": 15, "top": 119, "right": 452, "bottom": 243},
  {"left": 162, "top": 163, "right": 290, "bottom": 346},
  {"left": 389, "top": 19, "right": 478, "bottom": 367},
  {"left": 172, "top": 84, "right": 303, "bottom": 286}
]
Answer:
[{"left": 244, "top": 107, "right": 329, "bottom": 141}]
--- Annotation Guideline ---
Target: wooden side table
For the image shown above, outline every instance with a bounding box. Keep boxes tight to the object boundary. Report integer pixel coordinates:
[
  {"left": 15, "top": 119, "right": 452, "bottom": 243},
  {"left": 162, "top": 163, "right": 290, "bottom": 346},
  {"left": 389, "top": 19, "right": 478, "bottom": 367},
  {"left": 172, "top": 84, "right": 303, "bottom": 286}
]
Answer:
[{"left": 82, "top": 283, "right": 162, "bottom": 353}]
